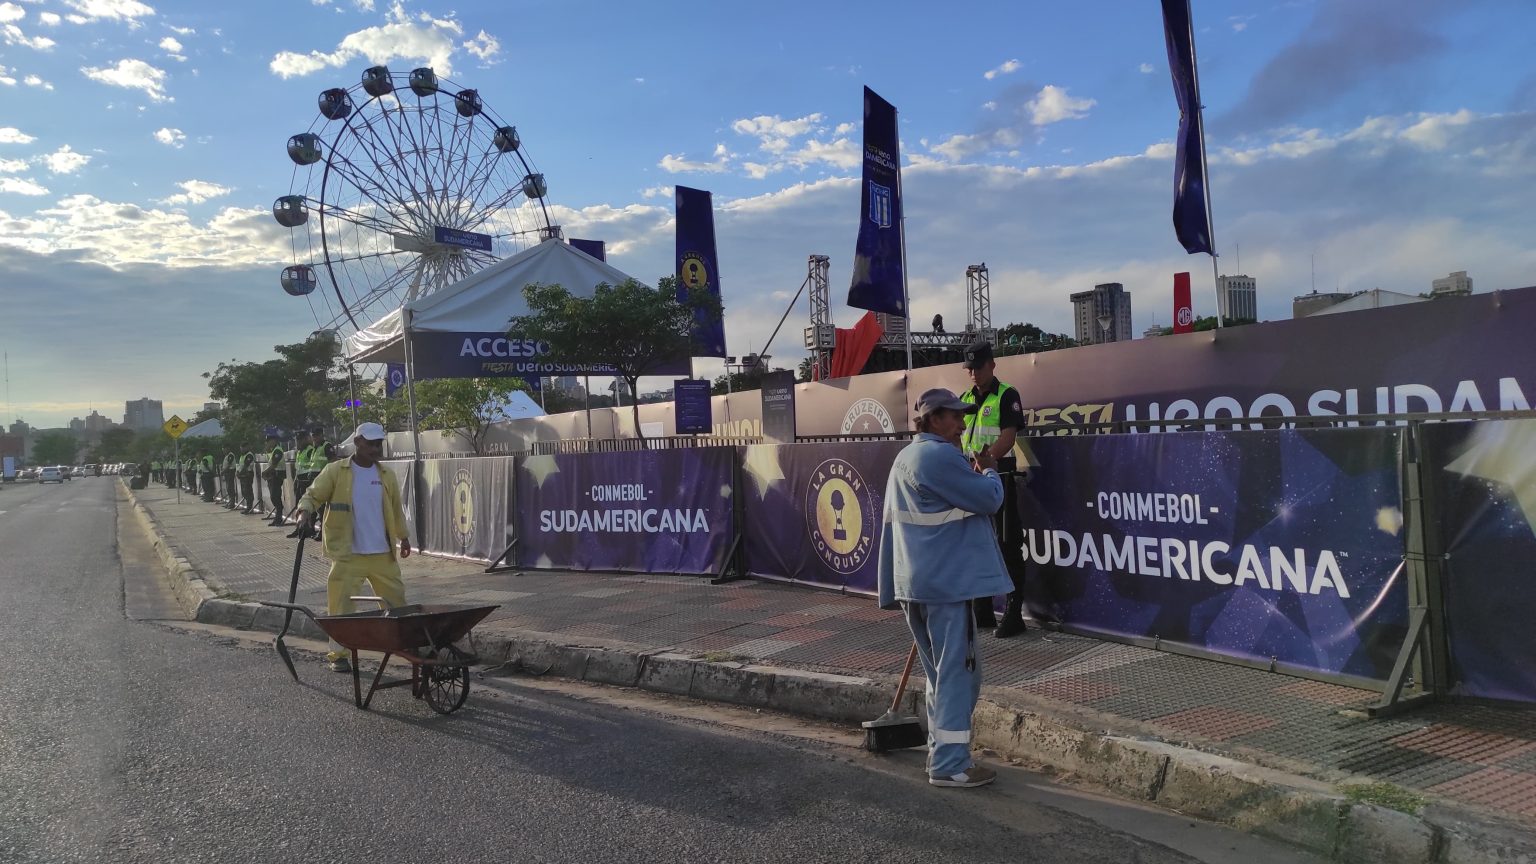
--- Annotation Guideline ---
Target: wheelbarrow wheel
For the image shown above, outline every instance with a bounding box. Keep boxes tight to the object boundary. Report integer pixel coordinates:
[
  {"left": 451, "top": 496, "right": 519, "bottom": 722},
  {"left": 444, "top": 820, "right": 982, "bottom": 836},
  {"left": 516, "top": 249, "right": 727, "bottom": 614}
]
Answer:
[{"left": 423, "top": 663, "right": 470, "bottom": 714}]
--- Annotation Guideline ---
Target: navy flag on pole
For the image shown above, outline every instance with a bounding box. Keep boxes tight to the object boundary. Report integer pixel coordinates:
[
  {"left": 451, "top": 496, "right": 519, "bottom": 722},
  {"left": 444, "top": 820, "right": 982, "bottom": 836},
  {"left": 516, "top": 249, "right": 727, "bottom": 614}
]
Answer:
[
  {"left": 848, "top": 86, "right": 906, "bottom": 315},
  {"left": 1162, "top": 0, "right": 1214, "bottom": 256},
  {"left": 675, "top": 185, "right": 728, "bottom": 358}
]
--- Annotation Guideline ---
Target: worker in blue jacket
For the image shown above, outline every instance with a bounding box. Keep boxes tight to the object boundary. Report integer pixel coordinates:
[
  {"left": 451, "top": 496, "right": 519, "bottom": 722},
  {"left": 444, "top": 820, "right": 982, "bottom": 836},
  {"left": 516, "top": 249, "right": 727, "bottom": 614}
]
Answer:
[{"left": 877, "top": 388, "right": 1012, "bottom": 789}]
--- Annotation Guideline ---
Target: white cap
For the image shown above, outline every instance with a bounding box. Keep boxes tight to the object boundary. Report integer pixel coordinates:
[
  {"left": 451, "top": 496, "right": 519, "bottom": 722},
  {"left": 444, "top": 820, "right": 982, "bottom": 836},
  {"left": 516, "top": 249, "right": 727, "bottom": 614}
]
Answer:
[{"left": 353, "top": 421, "right": 386, "bottom": 442}]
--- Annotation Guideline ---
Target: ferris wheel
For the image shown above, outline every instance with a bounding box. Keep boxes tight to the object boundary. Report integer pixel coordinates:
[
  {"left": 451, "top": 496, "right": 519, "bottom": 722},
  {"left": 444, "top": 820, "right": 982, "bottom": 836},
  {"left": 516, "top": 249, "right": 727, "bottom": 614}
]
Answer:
[{"left": 272, "top": 65, "right": 560, "bottom": 339}]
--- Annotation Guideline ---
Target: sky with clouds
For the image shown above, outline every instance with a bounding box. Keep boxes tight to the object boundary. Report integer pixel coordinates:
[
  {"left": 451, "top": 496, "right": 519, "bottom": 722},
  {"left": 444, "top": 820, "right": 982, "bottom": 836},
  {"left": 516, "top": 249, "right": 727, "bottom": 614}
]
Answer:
[{"left": 1, "top": 0, "right": 1534, "bottom": 429}]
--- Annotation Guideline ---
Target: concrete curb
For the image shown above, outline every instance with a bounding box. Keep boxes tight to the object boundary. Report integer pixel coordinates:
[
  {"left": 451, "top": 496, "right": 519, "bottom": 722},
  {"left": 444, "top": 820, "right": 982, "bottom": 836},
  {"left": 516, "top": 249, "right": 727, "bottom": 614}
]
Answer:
[{"left": 121, "top": 489, "right": 1536, "bottom": 864}]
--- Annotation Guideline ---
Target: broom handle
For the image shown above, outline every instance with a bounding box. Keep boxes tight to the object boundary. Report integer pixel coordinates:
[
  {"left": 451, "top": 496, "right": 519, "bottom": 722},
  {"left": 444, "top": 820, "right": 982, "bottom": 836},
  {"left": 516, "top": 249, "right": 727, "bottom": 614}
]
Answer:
[{"left": 889, "top": 642, "right": 919, "bottom": 714}]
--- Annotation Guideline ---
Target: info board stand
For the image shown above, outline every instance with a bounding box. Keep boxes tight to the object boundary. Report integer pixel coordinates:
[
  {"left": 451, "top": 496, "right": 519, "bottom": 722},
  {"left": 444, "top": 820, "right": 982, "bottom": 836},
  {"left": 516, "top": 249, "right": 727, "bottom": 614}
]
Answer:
[
  {"left": 1371, "top": 421, "right": 1450, "bottom": 717},
  {"left": 485, "top": 537, "right": 519, "bottom": 574},
  {"left": 711, "top": 456, "right": 747, "bottom": 585}
]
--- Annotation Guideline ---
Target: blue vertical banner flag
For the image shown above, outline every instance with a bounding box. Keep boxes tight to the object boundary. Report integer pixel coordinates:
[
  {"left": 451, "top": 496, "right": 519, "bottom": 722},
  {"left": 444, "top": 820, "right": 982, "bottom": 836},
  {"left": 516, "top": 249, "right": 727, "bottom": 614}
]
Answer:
[
  {"left": 1161, "top": 0, "right": 1214, "bottom": 256},
  {"left": 385, "top": 362, "right": 406, "bottom": 398},
  {"left": 569, "top": 238, "right": 606, "bottom": 261},
  {"left": 674, "top": 186, "right": 728, "bottom": 357},
  {"left": 848, "top": 86, "right": 905, "bottom": 316}
]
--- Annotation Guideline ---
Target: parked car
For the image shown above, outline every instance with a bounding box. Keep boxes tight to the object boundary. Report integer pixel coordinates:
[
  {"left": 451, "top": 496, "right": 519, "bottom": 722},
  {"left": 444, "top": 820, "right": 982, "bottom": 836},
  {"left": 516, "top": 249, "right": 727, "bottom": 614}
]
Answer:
[{"left": 38, "top": 466, "right": 64, "bottom": 483}]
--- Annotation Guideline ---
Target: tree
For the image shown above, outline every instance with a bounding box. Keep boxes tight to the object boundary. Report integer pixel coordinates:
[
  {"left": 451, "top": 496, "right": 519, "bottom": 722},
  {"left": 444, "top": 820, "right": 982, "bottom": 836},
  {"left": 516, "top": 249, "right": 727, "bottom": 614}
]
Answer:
[
  {"left": 415, "top": 378, "right": 527, "bottom": 454},
  {"left": 205, "top": 333, "right": 346, "bottom": 440},
  {"left": 32, "top": 431, "right": 77, "bottom": 466},
  {"left": 996, "top": 322, "right": 1077, "bottom": 355},
  {"left": 97, "top": 428, "right": 137, "bottom": 462},
  {"left": 1192, "top": 315, "right": 1258, "bottom": 332},
  {"left": 510, "top": 276, "right": 720, "bottom": 438}
]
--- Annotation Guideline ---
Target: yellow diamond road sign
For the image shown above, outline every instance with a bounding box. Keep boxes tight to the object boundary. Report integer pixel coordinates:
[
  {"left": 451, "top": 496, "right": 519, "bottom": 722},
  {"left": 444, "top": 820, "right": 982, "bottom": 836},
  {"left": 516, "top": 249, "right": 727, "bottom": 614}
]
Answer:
[{"left": 163, "top": 415, "right": 188, "bottom": 439}]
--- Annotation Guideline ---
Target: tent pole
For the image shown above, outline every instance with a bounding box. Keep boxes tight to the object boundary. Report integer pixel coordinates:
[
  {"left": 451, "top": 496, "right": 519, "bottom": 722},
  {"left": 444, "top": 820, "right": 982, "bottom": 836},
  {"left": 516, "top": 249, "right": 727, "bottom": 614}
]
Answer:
[
  {"left": 347, "top": 364, "right": 359, "bottom": 429},
  {"left": 402, "top": 311, "right": 426, "bottom": 549},
  {"left": 584, "top": 375, "right": 593, "bottom": 438}
]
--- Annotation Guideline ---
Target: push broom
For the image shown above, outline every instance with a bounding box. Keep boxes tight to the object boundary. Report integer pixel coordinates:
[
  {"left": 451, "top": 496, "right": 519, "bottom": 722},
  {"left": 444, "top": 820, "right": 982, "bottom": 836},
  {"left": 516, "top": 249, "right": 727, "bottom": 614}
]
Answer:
[{"left": 862, "top": 643, "right": 927, "bottom": 752}]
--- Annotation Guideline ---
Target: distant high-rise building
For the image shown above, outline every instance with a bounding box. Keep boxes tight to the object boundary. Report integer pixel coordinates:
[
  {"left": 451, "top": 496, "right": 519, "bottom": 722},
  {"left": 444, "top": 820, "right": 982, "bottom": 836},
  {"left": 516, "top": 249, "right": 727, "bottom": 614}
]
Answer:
[
  {"left": 1217, "top": 274, "right": 1258, "bottom": 321},
  {"left": 1292, "top": 290, "right": 1354, "bottom": 318},
  {"left": 1071, "top": 283, "right": 1134, "bottom": 345},
  {"left": 69, "top": 417, "right": 85, "bottom": 434},
  {"left": 1431, "top": 270, "right": 1473, "bottom": 298},
  {"left": 1142, "top": 324, "right": 1168, "bottom": 339},
  {"left": 124, "top": 397, "right": 165, "bottom": 432},
  {"left": 1307, "top": 289, "right": 1426, "bottom": 317},
  {"left": 203, "top": 402, "right": 222, "bottom": 415},
  {"left": 84, "top": 411, "right": 113, "bottom": 433}
]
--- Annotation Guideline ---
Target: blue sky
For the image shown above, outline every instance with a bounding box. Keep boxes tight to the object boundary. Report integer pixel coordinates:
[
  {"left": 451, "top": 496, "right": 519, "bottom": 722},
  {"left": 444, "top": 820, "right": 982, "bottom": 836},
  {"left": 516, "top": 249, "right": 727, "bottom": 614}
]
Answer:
[{"left": 1, "top": 0, "right": 1534, "bottom": 428}]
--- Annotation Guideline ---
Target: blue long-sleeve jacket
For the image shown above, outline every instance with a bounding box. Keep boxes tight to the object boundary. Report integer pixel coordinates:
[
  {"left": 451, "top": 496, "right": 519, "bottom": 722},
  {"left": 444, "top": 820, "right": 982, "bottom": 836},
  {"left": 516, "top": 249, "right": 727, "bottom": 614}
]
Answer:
[{"left": 876, "top": 433, "right": 1013, "bottom": 609}]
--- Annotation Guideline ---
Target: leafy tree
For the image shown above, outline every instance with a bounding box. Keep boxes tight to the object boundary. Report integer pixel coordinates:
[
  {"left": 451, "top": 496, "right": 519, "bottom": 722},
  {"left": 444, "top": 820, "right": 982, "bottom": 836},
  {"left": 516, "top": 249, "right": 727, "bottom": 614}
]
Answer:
[
  {"left": 415, "top": 378, "right": 527, "bottom": 454},
  {"left": 204, "top": 333, "right": 346, "bottom": 440},
  {"left": 509, "top": 277, "right": 720, "bottom": 438},
  {"left": 32, "top": 431, "right": 77, "bottom": 466},
  {"left": 996, "top": 322, "right": 1077, "bottom": 355},
  {"left": 97, "top": 428, "right": 138, "bottom": 462},
  {"left": 1192, "top": 315, "right": 1257, "bottom": 332}
]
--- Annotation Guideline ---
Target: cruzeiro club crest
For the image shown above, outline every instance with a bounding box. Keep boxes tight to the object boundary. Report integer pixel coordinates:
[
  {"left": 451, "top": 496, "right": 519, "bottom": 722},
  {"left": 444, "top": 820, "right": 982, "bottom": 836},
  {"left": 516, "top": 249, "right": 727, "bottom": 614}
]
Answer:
[
  {"left": 680, "top": 251, "right": 711, "bottom": 291},
  {"left": 451, "top": 468, "right": 475, "bottom": 553},
  {"left": 841, "top": 397, "right": 894, "bottom": 435},
  {"left": 806, "top": 458, "right": 878, "bottom": 575}
]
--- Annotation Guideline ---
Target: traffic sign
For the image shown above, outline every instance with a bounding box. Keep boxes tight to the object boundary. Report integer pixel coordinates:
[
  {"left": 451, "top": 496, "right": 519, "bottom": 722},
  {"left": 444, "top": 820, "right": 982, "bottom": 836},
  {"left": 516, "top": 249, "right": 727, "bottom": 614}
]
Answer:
[{"left": 163, "top": 415, "right": 188, "bottom": 439}]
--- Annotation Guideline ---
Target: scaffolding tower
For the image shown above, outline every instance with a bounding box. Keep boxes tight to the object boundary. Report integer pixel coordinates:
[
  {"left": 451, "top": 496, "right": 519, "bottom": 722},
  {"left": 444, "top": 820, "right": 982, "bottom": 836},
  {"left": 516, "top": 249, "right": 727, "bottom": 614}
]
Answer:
[{"left": 801, "top": 254, "right": 833, "bottom": 376}]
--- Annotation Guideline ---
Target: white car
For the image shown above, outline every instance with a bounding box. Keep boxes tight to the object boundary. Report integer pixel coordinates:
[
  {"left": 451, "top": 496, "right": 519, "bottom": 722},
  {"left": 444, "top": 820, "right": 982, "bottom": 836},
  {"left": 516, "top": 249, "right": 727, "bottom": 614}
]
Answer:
[{"left": 38, "top": 466, "right": 65, "bottom": 483}]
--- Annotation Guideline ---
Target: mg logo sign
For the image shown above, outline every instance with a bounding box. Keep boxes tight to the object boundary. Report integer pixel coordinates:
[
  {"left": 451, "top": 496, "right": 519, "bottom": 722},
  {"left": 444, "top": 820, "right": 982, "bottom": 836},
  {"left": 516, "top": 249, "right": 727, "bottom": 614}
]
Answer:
[{"left": 1176, "top": 306, "right": 1194, "bottom": 327}]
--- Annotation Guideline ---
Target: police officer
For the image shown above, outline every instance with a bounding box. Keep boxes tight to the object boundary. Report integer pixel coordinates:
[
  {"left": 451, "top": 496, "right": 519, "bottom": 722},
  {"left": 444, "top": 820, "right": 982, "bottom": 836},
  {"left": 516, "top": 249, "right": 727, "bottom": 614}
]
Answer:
[
  {"left": 287, "top": 425, "right": 334, "bottom": 540},
  {"left": 150, "top": 459, "right": 162, "bottom": 484},
  {"left": 221, "top": 450, "right": 238, "bottom": 509},
  {"left": 960, "top": 341, "right": 1031, "bottom": 638},
  {"left": 200, "top": 449, "right": 217, "bottom": 502},
  {"left": 236, "top": 445, "right": 257, "bottom": 514},
  {"left": 263, "top": 430, "right": 288, "bottom": 526}
]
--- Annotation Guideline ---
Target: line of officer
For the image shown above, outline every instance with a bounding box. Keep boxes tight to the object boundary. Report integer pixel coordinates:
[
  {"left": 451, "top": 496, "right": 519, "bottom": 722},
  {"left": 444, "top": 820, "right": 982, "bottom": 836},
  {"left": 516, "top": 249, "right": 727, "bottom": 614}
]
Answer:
[
  {"left": 287, "top": 425, "right": 334, "bottom": 540},
  {"left": 263, "top": 430, "right": 287, "bottom": 526},
  {"left": 221, "top": 450, "right": 238, "bottom": 509},
  {"left": 960, "top": 341, "right": 1031, "bottom": 638}
]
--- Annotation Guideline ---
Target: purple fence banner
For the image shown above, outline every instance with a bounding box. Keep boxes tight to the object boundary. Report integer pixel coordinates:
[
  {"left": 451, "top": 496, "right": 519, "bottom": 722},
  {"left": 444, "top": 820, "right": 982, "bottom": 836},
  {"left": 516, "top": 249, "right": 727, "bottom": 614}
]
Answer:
[
  {"left": 1420, "top": 419, "right": 1536, "bottom": 703},
  {"left": 1015, "top": 427, "right": 1408, "bottom": 680},
  {"left": 516, "top": 448, "right": 734, "bottom": 574},
  {"left": 741, "top": 441, "right": 907, "bottom": 593}
]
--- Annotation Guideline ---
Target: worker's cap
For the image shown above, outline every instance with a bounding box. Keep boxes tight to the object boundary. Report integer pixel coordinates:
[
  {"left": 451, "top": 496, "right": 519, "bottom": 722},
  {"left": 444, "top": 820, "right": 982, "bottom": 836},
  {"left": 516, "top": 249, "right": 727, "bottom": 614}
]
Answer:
[
  {"left": 352, "top": 421, "right": 387, "bottom": 442},
  {"left": 962, "top": 341, "right": 995, "bottom": 370},
  {"left": 913, "top": 388, "right": 978, "bottom": 419}
]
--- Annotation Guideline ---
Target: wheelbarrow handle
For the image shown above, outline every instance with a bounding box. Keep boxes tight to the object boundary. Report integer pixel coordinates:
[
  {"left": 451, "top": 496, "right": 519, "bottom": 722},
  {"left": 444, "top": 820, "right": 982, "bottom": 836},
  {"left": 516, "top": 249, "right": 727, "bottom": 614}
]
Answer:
[{"left": 259, "top": 600, "right": 320, "bottom": 622}]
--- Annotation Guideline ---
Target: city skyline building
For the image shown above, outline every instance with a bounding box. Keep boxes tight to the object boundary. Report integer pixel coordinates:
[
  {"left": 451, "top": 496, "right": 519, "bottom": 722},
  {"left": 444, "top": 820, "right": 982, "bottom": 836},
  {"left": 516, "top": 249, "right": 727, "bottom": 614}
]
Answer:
[
  {"left": 1431, "top": 270, "right": 1473, "bottom": 298},
  {"left": 1071, "top": 282, "right": 1134, "bottom": 345},
  {"left": 123, "top": 397, "right": 165, "bottom": 432},
  {"left": 1217, "top": 274, "right": 1259, "bottom": 321}
]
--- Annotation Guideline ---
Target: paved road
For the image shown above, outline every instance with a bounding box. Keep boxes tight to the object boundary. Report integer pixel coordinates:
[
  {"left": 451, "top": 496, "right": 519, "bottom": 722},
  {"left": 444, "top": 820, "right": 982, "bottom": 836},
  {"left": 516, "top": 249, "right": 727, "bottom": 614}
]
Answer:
[{"left": 0, "top": 479, "right": 1320, "bottom": 864}]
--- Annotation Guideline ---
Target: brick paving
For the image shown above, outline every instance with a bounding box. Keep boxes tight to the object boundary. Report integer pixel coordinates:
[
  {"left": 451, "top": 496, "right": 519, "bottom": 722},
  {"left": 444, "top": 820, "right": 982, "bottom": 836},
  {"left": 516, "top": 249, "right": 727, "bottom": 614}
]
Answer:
[{"left": 131, "top": 483, "right": 1536, "bottom": 825}]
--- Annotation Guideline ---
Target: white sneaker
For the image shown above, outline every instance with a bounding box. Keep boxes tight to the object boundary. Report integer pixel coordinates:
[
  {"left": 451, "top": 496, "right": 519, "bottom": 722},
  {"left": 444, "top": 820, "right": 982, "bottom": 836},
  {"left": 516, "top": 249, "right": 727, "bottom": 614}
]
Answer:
[{"left": 929, "top": 765, "right": 996, "bottom": 788}]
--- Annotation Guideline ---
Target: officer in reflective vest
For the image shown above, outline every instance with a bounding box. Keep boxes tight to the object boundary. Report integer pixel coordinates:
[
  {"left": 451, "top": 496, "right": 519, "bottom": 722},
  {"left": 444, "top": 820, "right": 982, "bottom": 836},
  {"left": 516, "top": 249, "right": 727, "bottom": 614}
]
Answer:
[
  {"left": 236, "top": 446, "right": 257, "bottom": 514},
  {"left": 200, "top": 450, "right": 217, "bottom": 502},
  {"left": 221, "top": 451, "right": 238, "bottom": 509},
  {"left": 959, "top": 341, "right": 1031, "bottom": 638},
  {"left": 150, "top": 460, "right": 162, "bottom": 484},
  {"left": 264, "top": 431, "right": 288, "bottom": 526},
  {"left": 287, "top": 425, "right": 334, "bottom": 540}
]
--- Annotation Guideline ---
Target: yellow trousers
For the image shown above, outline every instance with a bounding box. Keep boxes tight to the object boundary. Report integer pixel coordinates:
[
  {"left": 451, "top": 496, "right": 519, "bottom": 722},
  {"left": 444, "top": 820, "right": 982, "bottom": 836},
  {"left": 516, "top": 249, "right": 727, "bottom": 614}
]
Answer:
[{"left": 325, "top": 553, "right": 406, "bottom": 661}]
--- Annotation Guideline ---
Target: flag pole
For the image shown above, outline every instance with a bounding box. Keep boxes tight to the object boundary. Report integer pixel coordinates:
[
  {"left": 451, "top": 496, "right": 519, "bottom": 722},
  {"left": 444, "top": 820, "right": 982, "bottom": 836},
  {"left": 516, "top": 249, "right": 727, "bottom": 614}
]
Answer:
[
  {"left": 896, "top": 107, "right": 913, "bottom": 370},
  {"left": 1186, "top": 2, "right": 1222, "bottom": 329}
]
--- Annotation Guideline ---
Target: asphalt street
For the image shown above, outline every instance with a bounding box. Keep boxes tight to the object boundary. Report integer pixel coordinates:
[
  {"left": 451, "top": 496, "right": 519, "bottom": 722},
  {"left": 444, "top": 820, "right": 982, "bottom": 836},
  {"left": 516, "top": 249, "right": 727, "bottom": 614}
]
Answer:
[{"left": 0, "top": 478, "right": 1321, "bottom": 864}]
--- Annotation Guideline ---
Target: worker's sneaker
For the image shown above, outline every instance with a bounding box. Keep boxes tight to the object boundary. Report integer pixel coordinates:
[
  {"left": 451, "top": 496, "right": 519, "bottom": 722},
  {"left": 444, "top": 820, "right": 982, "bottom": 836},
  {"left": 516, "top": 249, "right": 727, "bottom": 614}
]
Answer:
[
  {"left": 328, "top": 658, "right": 352, "bottom": 673},
  {"left": 994, "top": 615, "right": 1027, "bottom": 638},
  {"left": 929, "top": 765, "right": 996, "bottom": 788}
]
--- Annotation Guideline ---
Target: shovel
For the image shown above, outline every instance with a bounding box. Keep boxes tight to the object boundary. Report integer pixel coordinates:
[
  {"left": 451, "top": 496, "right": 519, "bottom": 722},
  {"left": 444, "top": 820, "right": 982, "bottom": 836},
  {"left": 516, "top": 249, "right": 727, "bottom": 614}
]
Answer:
[{"left": 274, "top": 528, "right": 306, "bottom": 681}]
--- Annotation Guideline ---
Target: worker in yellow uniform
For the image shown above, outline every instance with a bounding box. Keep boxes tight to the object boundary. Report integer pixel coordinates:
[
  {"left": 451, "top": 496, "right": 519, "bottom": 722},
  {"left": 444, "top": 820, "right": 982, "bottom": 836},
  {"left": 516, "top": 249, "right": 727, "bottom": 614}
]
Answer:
[{"left": 293, "top": 422, "right": 411, "bottom": 674}]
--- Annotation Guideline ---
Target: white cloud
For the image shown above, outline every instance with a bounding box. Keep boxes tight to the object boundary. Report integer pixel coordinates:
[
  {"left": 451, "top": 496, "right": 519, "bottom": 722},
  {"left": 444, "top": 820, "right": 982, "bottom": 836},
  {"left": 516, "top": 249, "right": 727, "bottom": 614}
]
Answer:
[
  {"left": 0, "top": 193, "right": 289, "bottom": 266},
  {"left": 0, "top": 63, "right": 13, "bottom": 85},
  {"left": 64, "top": 13, "right": 86, "bottom": 24},
  {"left": 62, "top": 0, "right": 154, "bottom": 24},
  {"left": 158, "top": 179, "right": 230, "bottom": 205},
  {"left": 44, "top": 144, "right": 90, "bottom": 174},
  {"left": 152, "top": 126, "right": 184, "bottom": 147},
  {"left": 639, "top": 185, "right": 672, "bottom": 199},
  {"left": 158, "top": 34, "right": 180, "bottom": 51},
  {"left": 38, "top": 11, "right": 60, "bottom": 25},
  {"left": 1401, "top": 108, "right": 1476, "bottom": 150},
  {"left": 984, "top": 58, "right": 1021, "bottom": 80},
  {"left": 0, "top": 3, "right": 25, "bottom": 24},
  {"left": 1027, "top": 85, "right": 1095, "bottom": 125},
  {"left": 3, "top": 22, "right": 56, "bottom": 49},
  {"left": 23, "top": 74, "right": 52, "bottom": 89},
  {"left": 732, "top": 113, "right": 823, "bottom": 141},
  {"left": 463, "top": 29, "right": 498, "bottom": 63},
  {"left": 0, "top": 157, "right": 27, "bottom": 172},
  {"left": 1139, "top": 62, "right": 1155, "bottom": 74},
  {"left": 355, "top": 0, "right": 375, "bottom": 10},
  {"left": 167, "top": 23, "right": 192, "bottom": 35},
  {"left": 0, "top": 177, "right": 49, "bottom": 195},
  {"left": 270, "top": 1, "right": 466, "bottom": 78},
  {"left": 0, "top": 126, "right": 35, "bottom": 143},
  {"left": 658, "top": 152, "right": 729, "bottom": 174},
  {"left": 81, "top": 57, "right": 169, "bottom": 101}
]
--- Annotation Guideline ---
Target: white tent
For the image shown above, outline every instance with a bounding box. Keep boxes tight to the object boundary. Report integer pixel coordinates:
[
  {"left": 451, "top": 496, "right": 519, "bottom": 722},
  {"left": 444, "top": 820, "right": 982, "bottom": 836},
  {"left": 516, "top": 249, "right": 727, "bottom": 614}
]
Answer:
[{"left": 343, "top": 238, "right": 645, "bottom": 364}]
